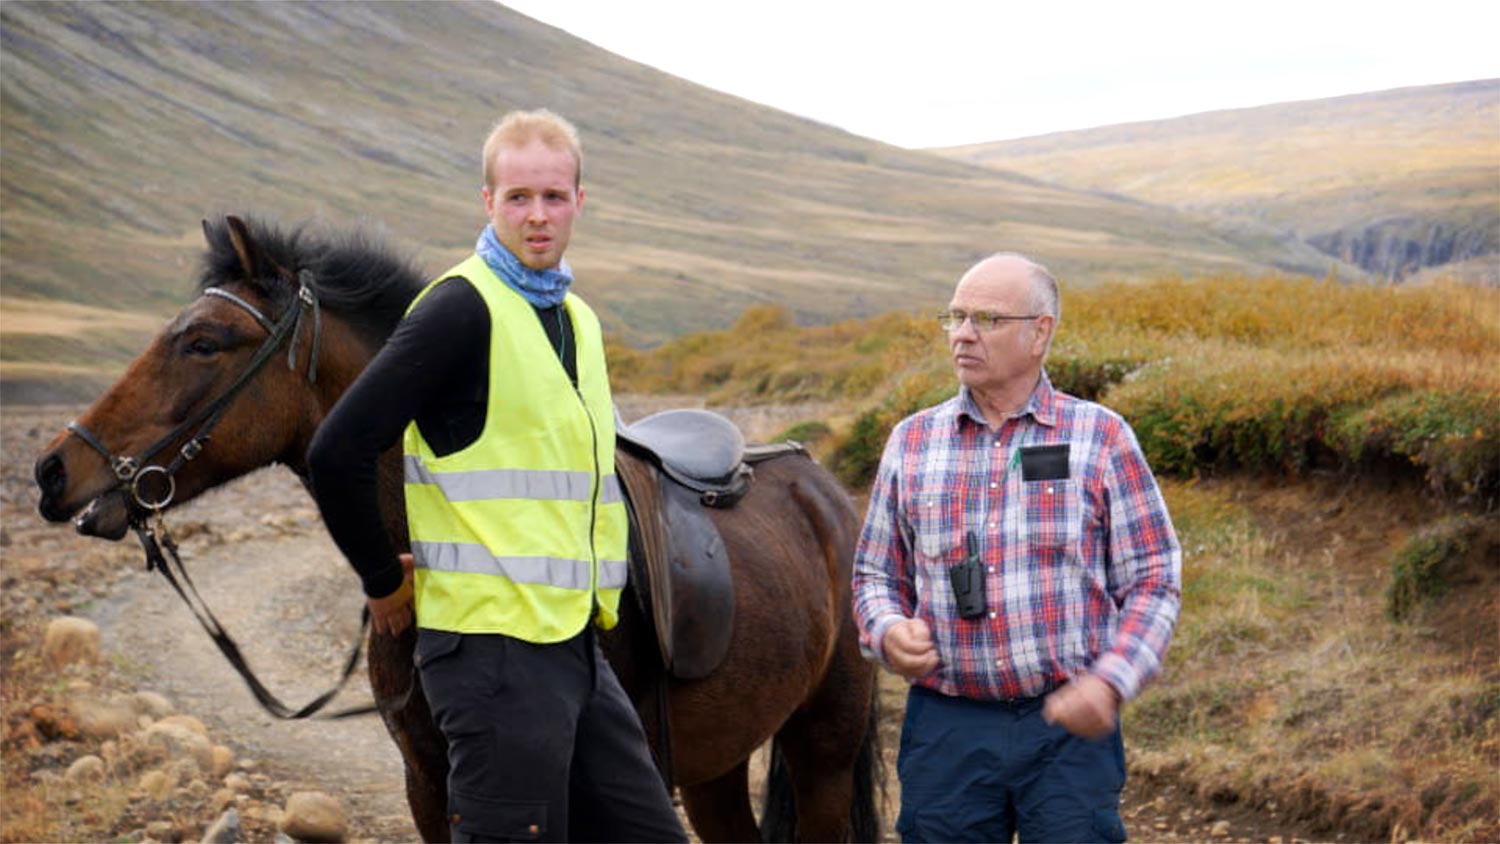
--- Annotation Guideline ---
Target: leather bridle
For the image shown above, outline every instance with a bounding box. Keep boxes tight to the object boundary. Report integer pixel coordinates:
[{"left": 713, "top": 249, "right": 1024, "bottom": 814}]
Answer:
[
  {"left": 66, "top": 273, "right": 323, "bottom": 516},
  {"left": 60, "top": 273, "right": 384, "bottom": 721}
]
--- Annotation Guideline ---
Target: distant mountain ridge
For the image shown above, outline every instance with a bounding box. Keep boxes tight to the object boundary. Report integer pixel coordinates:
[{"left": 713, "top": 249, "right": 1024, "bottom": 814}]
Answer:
[
  {"left": 933, "top": 80, "right": 1500, "bottom": 283},
  {"left": 1, "top": 4, "right": 1338, "bottom": 320},
  {"left": 0, "top": 2, "right": 1444, "bottom": 402}
]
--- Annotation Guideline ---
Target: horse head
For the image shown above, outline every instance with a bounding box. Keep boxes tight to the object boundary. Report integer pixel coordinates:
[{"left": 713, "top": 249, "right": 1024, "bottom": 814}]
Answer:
[{"left": 34, "top": 214, "right": 420, "bottom": 539}]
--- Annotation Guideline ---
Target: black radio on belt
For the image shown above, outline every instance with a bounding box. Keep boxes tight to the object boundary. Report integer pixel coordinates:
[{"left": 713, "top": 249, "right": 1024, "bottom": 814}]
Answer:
[{"left": 948, "top": 530, "right": 987, "bottom": 619}]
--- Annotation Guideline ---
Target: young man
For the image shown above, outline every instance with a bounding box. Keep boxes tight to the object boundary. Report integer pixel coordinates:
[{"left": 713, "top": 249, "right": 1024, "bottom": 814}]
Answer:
[
  {"left": 852, "top": 253, "right": 1182, "bottom": 843},
  {"left": 308, "top": 110, "right": 685, "bottom": 843}
]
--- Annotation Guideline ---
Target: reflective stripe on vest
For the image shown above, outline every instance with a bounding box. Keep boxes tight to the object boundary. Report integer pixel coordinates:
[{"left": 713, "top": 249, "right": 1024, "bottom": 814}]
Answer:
[
  {"left": 402, "top": 456, "right": 623, "bottom": 505},
  {"left": 402, "top": 254, "right": 628, "bottom": 641},
  {"left": 411, "top": 540, "right": 629, "bottom": 590}
]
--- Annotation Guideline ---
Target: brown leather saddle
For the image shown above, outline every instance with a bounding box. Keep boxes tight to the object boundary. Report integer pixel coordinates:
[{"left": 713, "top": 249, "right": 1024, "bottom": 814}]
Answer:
[{"left": 615, "top": 409, "right": 805, "bottom": 679}]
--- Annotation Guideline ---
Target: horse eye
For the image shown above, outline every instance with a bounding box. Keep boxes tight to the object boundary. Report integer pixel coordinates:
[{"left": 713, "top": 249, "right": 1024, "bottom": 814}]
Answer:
[{"left": 185, "top": 337, "right": 220, "bottom": 357}]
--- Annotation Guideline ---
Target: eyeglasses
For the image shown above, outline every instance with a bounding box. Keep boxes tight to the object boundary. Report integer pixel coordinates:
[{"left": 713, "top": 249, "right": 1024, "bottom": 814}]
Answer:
[{"left": 936, "top": 309, "right": 1044, "bottom": 331}]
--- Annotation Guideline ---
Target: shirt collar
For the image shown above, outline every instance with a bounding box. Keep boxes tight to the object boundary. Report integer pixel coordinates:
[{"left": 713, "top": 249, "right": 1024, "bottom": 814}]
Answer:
[{"left": 953, "top": 371, "right": 1059, "bottom": 430}]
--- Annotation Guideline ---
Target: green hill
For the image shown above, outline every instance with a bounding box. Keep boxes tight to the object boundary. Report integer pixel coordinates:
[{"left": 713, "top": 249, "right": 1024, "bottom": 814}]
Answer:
[
  {"left": 2, "top": 1, "right": 1348, "bottom": 401},
  {"left": 933, "top": 80, "right": 1499, "bottom": 283}
]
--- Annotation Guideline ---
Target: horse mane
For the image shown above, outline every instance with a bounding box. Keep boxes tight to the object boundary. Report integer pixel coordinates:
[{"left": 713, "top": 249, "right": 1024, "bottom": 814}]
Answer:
[{"left": 198, "top": 215, "right": 427, "bottom": 348}]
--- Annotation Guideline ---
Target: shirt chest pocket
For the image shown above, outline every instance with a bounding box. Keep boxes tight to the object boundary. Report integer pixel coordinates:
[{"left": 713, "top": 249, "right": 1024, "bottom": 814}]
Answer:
[
  {"left": 1019, "top": 478, "right": 1083, "bottom": 550},
  {"left": 909, "top": 493, "right": 963, "bottom": 563}
]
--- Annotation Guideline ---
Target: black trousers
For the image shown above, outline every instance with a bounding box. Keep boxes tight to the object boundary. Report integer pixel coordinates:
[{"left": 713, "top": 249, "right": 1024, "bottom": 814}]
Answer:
[{"left": 415, "top": 626, "right": 687, "bottom": 843}]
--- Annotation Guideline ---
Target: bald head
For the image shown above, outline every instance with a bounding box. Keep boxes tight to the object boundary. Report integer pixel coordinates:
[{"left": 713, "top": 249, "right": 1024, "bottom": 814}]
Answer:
[{"left": 955, "top": 252, "right": 1059, "bottom": 322}]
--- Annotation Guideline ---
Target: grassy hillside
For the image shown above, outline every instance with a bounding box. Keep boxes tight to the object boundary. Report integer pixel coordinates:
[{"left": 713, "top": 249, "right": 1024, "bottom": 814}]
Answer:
[
  {"left": 934, "top": 81, "right": 1500, "bottom": 283},
  {"left": 1, "top": 1, "right": 1350, "bottom": 402}
]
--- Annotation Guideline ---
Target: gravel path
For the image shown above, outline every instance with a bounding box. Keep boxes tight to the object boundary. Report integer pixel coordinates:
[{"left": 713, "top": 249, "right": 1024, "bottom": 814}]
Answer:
[{"left": 85, "top": 467, "right": 418, "bottom": 841}]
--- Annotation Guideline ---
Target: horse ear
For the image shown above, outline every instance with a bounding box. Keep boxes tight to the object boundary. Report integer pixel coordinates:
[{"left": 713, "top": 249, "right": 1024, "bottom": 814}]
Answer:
[
  {"left": 225, "top": 215, "right": 262, "bottom": 281},
  {"left": 201, "top": 219, "right": 213, "bottom": 246}
]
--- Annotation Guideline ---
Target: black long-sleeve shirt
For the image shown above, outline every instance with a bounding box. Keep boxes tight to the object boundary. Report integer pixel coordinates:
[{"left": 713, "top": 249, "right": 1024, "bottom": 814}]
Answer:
[{"left": 306, "top": 275, "right": 576, "bottom": 598}]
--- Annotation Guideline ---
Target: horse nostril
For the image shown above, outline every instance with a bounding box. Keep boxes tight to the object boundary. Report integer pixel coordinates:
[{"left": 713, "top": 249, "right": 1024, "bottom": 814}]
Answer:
[{"left": 35, "top": 452, "right": 66, "bottom": 498}]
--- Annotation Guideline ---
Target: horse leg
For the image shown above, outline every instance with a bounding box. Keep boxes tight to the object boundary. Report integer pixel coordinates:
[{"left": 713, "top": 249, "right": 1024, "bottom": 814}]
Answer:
[
  {"left": 369, "top": 628, "right": 450, "bottom": 842},
  {"left": 680, "top": 760, "right": 760, "bottom": 843},
  {"left": 774, "top": 634, "right": 880, "bottom": 843}
]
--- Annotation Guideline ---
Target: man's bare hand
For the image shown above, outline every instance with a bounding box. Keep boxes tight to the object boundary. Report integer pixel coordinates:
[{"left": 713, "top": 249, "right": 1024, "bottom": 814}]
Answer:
[
  {"left": 1042, "top": 673, "right": 1119, "bottom": 739},
  {"left": 369, "top": 553, "right": 416, "bottom": 637},
  {"left": 882, "top": 617, "right": 941, "bottom": 679}
]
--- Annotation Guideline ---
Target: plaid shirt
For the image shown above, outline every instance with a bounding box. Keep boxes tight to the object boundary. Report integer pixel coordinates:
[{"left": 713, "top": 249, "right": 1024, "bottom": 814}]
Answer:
[{"left": 852, "top": 373, "right": 1181, "bottom": 702}]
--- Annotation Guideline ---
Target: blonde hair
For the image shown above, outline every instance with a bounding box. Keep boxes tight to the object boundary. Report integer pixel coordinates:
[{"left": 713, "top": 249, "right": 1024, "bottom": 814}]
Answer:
[{"left": 481, "top": 109, "right": 583, "bottom": 190}]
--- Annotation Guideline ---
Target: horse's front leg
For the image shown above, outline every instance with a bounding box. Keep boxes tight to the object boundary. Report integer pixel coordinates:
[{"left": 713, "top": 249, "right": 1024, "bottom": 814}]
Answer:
[{"left": 369, "top": 627, "right": 450, "bottom": 842}]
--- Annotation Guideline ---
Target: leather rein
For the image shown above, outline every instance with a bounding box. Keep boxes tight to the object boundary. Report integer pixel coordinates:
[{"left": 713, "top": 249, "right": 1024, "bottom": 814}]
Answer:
[{"left": 66, "top": 274, "right": 377, "bottom": 720}]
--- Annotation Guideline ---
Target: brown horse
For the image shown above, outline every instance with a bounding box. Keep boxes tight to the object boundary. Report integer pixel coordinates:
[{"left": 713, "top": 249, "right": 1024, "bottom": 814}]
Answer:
[{"left": 33, "top": 216, "right": 880, "bottom": 842}]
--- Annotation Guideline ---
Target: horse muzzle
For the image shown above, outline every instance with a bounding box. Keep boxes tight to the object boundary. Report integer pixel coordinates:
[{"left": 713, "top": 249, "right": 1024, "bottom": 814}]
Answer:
[{"left": 34, "top": 450, "right": 132, "bottom": 540}]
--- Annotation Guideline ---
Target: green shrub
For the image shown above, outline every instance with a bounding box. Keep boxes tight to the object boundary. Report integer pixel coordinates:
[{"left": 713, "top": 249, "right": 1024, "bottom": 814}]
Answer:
[
  {"left": 773, "top": 420, "right": 833, "bottom": 446},
  {"left": 1386, "top": 516, "right": 1480, "bottom": 622},
  {"left": 1333, "top": 390, "right": 1500, "bottom": 502}
]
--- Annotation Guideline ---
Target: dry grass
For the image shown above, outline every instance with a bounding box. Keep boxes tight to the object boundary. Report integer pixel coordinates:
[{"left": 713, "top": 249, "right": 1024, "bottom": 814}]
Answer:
[
  {"left": 614, "top": 275, "right": 1500, "bottom": 501},
  {"left": 1129, "top": 479, "right": 1499, "bottom": 842}
]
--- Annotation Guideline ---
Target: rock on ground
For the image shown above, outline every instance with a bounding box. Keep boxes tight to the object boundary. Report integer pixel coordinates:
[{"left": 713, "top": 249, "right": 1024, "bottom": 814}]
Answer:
[
  {"left": 43, "top": 615, "right": 99, "bottom": 668},
  {"left": 280, "top": 790, "right": 348, "bottom": 843}
]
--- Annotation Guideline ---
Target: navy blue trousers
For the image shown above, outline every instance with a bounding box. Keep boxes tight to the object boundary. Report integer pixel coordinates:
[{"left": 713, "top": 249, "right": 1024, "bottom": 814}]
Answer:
[{"left": 896, "top": 686, "right": 1128, "bottom": 843}]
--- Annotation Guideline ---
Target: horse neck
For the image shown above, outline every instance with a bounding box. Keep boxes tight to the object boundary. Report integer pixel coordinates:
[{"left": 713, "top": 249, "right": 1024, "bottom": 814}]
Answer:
[
  {"left": 273, "top": 316, "right": 382, "bottom": 477},
  {"left": 306, "top": 318, "right": 410, "bottom": 552}
]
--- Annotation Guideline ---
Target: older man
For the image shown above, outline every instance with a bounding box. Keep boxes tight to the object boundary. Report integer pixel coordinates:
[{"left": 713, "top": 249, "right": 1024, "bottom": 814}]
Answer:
[{"left": 852, "top": 253, "right": 1181, "bottom": 842}]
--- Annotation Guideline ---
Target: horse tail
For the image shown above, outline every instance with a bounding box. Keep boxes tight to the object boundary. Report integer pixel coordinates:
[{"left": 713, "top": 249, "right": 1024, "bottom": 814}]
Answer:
[
  {"left": 849, "top": 684, "right": 885, "bottom": 843},
  {"left": 759, "top": 739, "right": 797, "bottom": 843}
]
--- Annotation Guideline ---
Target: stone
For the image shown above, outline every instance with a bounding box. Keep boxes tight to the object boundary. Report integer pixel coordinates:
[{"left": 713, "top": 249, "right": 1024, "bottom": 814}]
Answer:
[
  {"left": 65, "top": 755, "right": 106, "bottom": 782},
  {"left": 1211, "top": 820, "right": 1232, "bottom": 838},
  {"left": 210, "top": 744, "right": 235, "bottom": 778},
  {"left": 169, "top": 756, "right": 204, "bottom": 782},
  {"left": 43, "top": 616, "right": 100, "bottom": 669},
  {"left": 223, "top": 772, "right": 252, "bottom": 792},
  {"left": 70, "top": 698, "right": 138, "bottom": 738},
  {"left": 132, "top": 691, "right": 176, "bottom": 719},
  {"left": 280, "top": 791, "right": 348, "bottom": 843},
  {"left": 145, "top": 819, "right": 180, "bottom": 843},
  {"left": 144, "top": 721, "right": 213, "bottom": 770},
  {"left": 139, "top": 769, "right": 175, "bottom": 800},
  {"left": 157, "top": 714, "right": 208, "bottom": 736},
  {"left": 202, "top": 808, "right": 242, "bottom": 844}
]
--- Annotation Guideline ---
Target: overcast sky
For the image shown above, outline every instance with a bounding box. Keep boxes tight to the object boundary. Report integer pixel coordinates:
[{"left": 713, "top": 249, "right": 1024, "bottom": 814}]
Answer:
[{"left": 501, "top": 0, "right": 1500, "bottom": 149}]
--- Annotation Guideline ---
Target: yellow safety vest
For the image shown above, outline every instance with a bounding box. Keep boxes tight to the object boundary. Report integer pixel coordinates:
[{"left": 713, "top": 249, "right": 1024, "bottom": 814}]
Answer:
[{"left": 402, "top": 254, "right": 627, "bottom": 641}]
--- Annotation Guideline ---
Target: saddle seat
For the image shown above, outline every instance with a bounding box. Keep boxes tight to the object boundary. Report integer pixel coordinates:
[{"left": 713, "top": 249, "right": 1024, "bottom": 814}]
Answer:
[{"left": 616, "top": 408, "right": 750, "bottom": 506}]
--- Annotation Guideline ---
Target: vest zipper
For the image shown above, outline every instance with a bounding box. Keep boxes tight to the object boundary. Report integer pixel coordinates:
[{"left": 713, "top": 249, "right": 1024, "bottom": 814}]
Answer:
[{"left": 575, "top": 385, "right": 603, "bottom": 622}]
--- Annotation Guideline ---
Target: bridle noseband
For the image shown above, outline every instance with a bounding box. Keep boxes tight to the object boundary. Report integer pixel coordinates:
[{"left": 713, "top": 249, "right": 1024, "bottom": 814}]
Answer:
[{"left": 67, "top": 272, "right": 322, "bottom": 515}]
